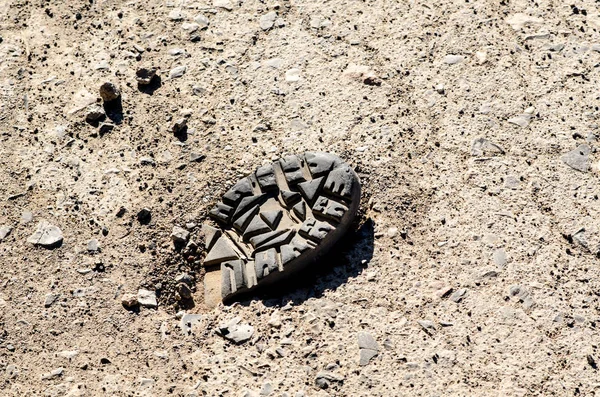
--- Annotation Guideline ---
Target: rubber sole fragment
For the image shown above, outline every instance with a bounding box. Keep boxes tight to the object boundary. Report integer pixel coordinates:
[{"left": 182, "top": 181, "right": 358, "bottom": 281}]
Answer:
[{"left": 202, "top": 152, "right": 361, "bottom": 305}]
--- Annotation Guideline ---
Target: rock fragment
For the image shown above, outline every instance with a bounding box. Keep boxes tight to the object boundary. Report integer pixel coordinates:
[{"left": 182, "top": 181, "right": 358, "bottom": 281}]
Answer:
[
  {"left": 259, "top": 12, "right": 277, "bottom": 30},
  {"left": 213, "top": 0, "right": 233, "bottom": 11},
  {"left": 171, "top": 226, "right": 190, "bottom": 244},
  {"left": 136, "top": 67, "right": 158, "bottom": 85},
  {"left": 216, "top": 317, "right": 254, "bottom": 344},
  {"left": 180, "top": 313, "right": 202, "bottom": 335},
  {"left": 121, "top": 293, "right": 138, "bottom": 308},
  {"left": 0, "top": 226, "right": 12, "bottom": 241},
  {"left": 169, "top": 66, "right": 186, "bottom": 79},
  {"left": 87, "top": 239, "right": 100, "bottom": 253},
  {"left": 85, "top": 104, "right": 105, "bottom": 122},
  {"left": 471, "top": 137, "right": 505, "bottom": 156},
  {"left": 44, "top": 293, "right": 59, "bottom": 308},
  {"left": 27, "top": 221, "right": 63, "bottom": 248},
  {"left": 99, "top": 82, "right": 120, "bottom": 102},
  {"left": 168, "top": 9, "right": 184, "bottom": 21},
  {"left": 444, "top": 54, "right": 464, "bottom": 64},
  {"left": 449, "top": 288, "right": 467, "bottom": 303},
  {"left": 357, "top": 332, "right": 379, "bottom": 366},
  {"left": 561, "top": 144, "right": 590, "bottom": 172},
  {"left": 137, "top": 289, "right": 157, "bottom": 308},
  {"left": 41, "top": 367, "right": 63, "bottom": 380},
  {"left": 99, "top": 122, "right": 114, "bottom": 134},
  {"left": 137, "top": 208, "right": 152, "bottom": 225},
  {"left": 315, "top": 371, "right": 344, "bottom": 389}
]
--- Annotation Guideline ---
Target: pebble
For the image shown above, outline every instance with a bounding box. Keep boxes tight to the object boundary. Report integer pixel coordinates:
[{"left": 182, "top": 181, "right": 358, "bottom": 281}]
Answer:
[
  {"left": 449, "top": 288, "right": 467, "bottom": 303},
  {"left": 268, "top": 312, "right": 282, "bottom": 329},
  {"left": 190, "top": 152, "right": 205, "bottom": 162},
  {"left": 260, "top": 12, "right": 278, "bottom": 30},
  {"left": 172, "top": 118, "right": 187, "bottom": 135},
  {"left": 85, "top": 104, "right": 105, "bottom": 121},
  {"left": 418, "top": 320, "right": 436, "bottom": 332},
  {"left": 5, "top": 365, "right": 18, "bottom": 378},
  {"left": 0, "top": 226, "right": 12, "bottom": 241},
  {"left": 41, "top": 367, "right": 63, "bottom": 380},
  {"left": 387, "top": 227, "right": 398, "bottom": 238},
  {"left": 471, "top": 137, "right": 505, "bottom": 156},
  {"left": 357, "top": 332, "right": 379, "bottom": 366},
  {"left": 285, "top": 68, "right": 301, "bottom": 82},
  {"left": 27, "top": 221, "right": 63, "bottom": 248},
  {"left": 507, "top": 114, "right": 532, "bottom": 128},
  {"left": 121, "top": 293, "right": 138, "bottom": 308},
  {"left": 175, "top": 273, "right": 193, "bottom": 284},
  {"left": 315, "top": 371, "right": 344, "bottom": 389},
  {"left": 177, "top": 283, "right": 192, "bottom": 299},
  {"left": 136, "top": 67, "right": 158, "bottom": 85},
  {"left": 99, "top": 122, "right": 115, "bottom": 134},
  {"left": 194, "top": 14, "right": 209, "bottom": 28},
  {"left": 44, "top": 293, "right": 59, "bottom": 308},
  {"left": 140, "top": 157, "right": 156, "bottom": 166},
  {"left": 216, "top": 317, "right": 254, "bottom": 344},
  {"left": 260, "top": 382, "right": 273, "bottom": 395},
  {"left": 444, "top": 54, "right": 464, "bottom": 64},
  {"left": 169, "top": 66, "right": 187, "bottom": 79},
  {"left": 87, "top": 239, "right": 100, "bottom": 253},
  {"left": 137, "top": 208, "right": 152, "bottom": 225},
  {"left": 561, "top": 144, "right": 590, "bottom": 172},
  {"left": 213, "top": 0, "right": 233, "bottom": 11},
  {"left": 180, "top": 313, "right": 202, "bottom": 335},
  {"left": 168, "top": 48, "right": 186, "bottom": 56},
  {"left": 137, "top": 289, "right": 157, "bottom": 308},
  {"left": 171, "top": 226, "right": 190, "bottom": 244},
  {"left": 475, "top": 51, "right": 487, "bottom": 64},
  {"left": 21, "top": 211, "right": 33, "bottom": 223},
  {"left": 99, "top": 82, "right": 120, "bottom": 102},
  {"left": 168, "top": 9, "right": 184, "bottom": 21}
]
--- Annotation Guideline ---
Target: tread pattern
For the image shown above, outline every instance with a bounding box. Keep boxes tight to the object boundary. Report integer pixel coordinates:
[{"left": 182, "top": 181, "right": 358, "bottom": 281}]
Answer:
[{"left": 203, "top": 152, "right": 359, "bottom": 300}]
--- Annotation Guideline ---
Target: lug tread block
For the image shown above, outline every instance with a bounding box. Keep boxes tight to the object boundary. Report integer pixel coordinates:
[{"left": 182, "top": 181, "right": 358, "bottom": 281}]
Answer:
[
  {"left": 249, "top": 229, "right": 287, "bottom": 249},
  {"left": 202, "top": 223, "right": 221, "bottom": 250},
  {"left": 222, "top": 177, "right": 253, "bottom": 206},
  {"left": 292, "top": 201, "right": 306, "bottom": 221},
  {"left": 279, "top": 155, "right": 305, "bottom": 185},
  {"left": 255, "top": 248, "right": 279, "bottom": 279},
  {"left": 252, "top": 229, "right": 295, "bottom": 253},
  {"left": 221, "top": 260, "right": 246, "bottom": 298},
  {"left": 324, "top": 166, "right": 355, "bottom": 199},
  {"left": 204, "top": 236, "right": 239, "bottom": 266},
  {"left": 209, "top": 202, "right": 234, "bottom": 224},
  {"left": 297, "top": 177, "right": 325, "bottom": 205},
  {"left": 256, "top": 164, "right": 278, "bottom": 190},
  {"left": 281, "top": 190, "right": 301, "bottom": 206},
  {"left": 280, "top": 235, "right": 313, "bottom": 265},
  {"left": 233, "top": 204, "right": 260, "bottom": 232},
  {"left": 312, "top": 196, "right": 348, "bottom": 222},
  {"left": 243, "top": 215, "right": 271, "bottom": 240},
  {"left": 232, "top": 193, "right": 267, "bottom": 220},
  {"left": 305, "top": 152, "right": 337, "bottom": 177},
  {"left": 260, "top": 209, "right": 283, "bottom": 229},
  {"left": 299, "top": 218, "right": 334, "bottom": 243}
]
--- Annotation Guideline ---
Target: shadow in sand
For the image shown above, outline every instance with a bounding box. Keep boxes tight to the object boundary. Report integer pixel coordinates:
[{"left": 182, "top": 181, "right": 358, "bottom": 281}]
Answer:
[
  {"left": 103, "top": 97, "right": 123, "bottom": 125},
  {"left": 138, "top": 76, "right": 162, "bottom": 95},
  {"left": 236, "top": 218, "right": 375, "bottom": 307}
]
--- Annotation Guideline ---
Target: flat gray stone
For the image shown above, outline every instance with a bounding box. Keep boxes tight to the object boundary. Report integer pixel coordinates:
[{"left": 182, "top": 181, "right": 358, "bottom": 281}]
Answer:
[
  {"left": 27, "top": 221, "right": 63, "bottom": 248},
  {"left": 358, "top": 331, "right": 379, "bottom": 366},
  {"left": 561, "top": 144, "right": 590, "bottom": 172},
  {"left": 169, "top": 66, "right": 187, "bottom": 79},
  {"left": 137, "top": 289, "right": 157, "bottom": 308},
  {"left": 449, "top": 288, "right": 467, "bottom": 303},
  {"left": 493, "top": 248, "right": 507, "bottom": 267},
  {"left": 180, "top": 314, "right": 202, "bottom": 335},
  {"left": 216, "top": 317, "right": 254, "bottom": 344}
]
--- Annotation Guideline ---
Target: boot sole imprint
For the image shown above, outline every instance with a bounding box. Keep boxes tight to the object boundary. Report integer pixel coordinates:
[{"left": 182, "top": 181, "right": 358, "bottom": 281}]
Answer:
[{"left": 202, "top": 152, "right": 361, "bottom": 305}]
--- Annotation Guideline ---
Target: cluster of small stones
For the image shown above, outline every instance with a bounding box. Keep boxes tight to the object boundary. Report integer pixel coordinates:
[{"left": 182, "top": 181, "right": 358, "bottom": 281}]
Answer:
[{"left": 202, "top": 152, "right": 358, "bottom": 301}]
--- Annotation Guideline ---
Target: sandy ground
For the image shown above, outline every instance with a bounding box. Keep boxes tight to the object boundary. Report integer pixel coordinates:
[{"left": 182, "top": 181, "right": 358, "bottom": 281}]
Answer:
[{"left": 1, "top": 0, "right": 600, "bottom": 395}]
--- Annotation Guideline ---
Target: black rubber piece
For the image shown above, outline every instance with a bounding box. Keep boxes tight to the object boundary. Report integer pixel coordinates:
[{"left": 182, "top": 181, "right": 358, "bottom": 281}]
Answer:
[{"left": 203, "top": 152, "right": 361, "bottom": 302}]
